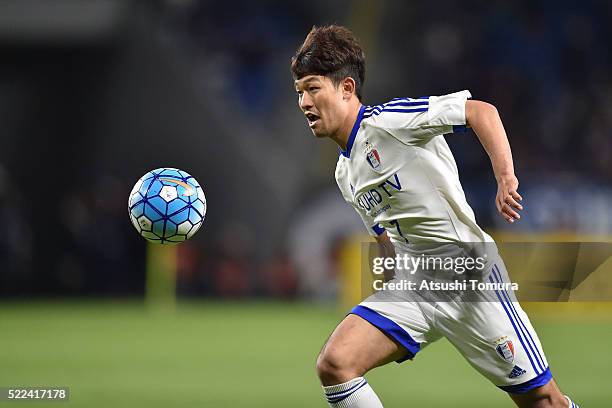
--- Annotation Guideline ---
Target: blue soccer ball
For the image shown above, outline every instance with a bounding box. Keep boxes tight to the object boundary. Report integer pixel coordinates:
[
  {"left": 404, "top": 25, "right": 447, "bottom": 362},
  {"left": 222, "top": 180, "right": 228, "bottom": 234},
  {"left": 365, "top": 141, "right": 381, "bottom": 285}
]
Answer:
[{"left": 128, "top": 168, "right": 206, "bottom": 244}]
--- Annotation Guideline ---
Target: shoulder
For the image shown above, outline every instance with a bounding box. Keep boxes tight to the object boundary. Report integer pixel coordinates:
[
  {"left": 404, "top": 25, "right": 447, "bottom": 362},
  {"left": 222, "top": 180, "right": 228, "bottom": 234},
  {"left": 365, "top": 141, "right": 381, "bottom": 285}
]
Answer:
[
  {"left": 362, "top": 91, "right": 471, "bottom": 120},
  {"left": 361, "top": 96, "right": 431, "bottom": 129},
  {"left": 363, "top": 96, "right": 431, "bottom": 118},
  {"left": 362, "top": 90, "right": 471, "bottom": 130}
]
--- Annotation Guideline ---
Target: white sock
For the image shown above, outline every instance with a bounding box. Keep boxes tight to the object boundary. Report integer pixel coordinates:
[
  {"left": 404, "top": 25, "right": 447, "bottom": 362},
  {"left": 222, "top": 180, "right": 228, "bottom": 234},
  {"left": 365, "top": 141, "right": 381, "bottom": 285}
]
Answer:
[
  {"left": 322, "top": 377, "right": 383, "bottom": 407},
  {"left": 564, "top": 395, "right": 580, "bottom": 408}
]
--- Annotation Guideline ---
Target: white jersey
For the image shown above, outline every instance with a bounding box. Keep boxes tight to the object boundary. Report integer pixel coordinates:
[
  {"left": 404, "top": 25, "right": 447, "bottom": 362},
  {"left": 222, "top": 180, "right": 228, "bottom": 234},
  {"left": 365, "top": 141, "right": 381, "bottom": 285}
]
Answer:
[
  {"left": 335, "top": 90, "right": 494, "bottom": 248},
  {"left": 337, "top": 91, "right": 553, "bottom": 393}
]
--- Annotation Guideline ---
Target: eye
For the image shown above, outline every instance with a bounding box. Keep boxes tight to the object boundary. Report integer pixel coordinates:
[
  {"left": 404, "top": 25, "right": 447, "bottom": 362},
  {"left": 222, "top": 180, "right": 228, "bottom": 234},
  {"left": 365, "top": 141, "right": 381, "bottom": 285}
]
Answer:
[{"left": 309, "top": 86, "right": 320, "bottom": 92}]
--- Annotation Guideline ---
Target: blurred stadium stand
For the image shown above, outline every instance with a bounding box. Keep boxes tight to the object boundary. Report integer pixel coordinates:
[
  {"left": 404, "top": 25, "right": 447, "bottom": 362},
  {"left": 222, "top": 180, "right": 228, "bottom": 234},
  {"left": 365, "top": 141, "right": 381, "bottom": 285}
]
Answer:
[{"left": 1, "top": 0, "right": 611, "bottom": 299}]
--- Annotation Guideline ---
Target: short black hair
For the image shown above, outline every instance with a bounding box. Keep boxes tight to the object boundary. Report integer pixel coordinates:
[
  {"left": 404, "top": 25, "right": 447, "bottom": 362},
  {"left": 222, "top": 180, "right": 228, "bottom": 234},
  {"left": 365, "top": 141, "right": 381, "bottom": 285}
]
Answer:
[{"left": 291, "top": 25, "right": 366, "bottom": 100}]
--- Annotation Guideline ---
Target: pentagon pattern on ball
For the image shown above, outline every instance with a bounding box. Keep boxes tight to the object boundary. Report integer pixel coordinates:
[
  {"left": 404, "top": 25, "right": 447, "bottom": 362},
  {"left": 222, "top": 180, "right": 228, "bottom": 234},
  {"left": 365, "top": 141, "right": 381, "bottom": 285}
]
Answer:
[
  {"left": 177, "top": 221, "right": 192, "bottom": 235},
  {"left": 187, "top": 223, "right": 201, "bottom": 239},
  {"left": 137, "top": 215, "right": 152, "bottom": 231},
  {"left": 160, "top": 185, "right": 178, "bottom": 202},
  {"left": 128, "top": 167, "right": 206, "bottom": 244}
]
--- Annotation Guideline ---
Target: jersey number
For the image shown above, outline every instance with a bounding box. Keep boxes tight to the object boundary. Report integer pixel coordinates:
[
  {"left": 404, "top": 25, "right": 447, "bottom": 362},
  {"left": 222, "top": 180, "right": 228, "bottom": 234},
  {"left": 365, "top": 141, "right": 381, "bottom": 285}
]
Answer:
[{"left": 389, "top": 220, "right": 409, "bottom": 243}]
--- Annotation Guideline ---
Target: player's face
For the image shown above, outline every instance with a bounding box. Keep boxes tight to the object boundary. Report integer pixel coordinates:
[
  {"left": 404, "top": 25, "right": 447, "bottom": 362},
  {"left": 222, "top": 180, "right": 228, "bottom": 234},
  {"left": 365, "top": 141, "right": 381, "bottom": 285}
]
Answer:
[{"left": 295, "top": 75, "right": 347, "bottom": 138}]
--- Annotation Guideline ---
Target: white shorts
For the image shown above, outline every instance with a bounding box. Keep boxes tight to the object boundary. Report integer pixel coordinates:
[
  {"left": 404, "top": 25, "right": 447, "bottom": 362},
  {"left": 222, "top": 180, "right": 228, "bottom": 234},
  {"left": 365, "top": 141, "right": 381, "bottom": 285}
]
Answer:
[{"left": 350, "top": 258, "right": 552, "bottom": 394}]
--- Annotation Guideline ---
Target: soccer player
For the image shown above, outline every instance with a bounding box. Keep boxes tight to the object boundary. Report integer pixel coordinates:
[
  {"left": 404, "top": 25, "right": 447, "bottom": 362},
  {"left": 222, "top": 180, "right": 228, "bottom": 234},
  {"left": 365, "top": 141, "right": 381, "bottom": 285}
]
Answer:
[{"left": 291, "top": 25, "right": 579, "bottom": 408}]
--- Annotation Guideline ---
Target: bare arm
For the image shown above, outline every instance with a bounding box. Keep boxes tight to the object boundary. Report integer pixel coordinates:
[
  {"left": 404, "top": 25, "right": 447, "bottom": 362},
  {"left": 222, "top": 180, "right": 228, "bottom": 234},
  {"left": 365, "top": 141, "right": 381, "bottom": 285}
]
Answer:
[{"left": 465, "top": 100, "right": 523, "bottom": 223}]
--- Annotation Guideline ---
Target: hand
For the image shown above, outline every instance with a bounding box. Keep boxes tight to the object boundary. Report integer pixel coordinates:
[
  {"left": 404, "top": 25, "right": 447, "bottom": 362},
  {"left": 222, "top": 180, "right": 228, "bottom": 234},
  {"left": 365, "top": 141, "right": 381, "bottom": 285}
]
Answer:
[{"left": 496, "top": 175, "right": 523, "bottom": 223}]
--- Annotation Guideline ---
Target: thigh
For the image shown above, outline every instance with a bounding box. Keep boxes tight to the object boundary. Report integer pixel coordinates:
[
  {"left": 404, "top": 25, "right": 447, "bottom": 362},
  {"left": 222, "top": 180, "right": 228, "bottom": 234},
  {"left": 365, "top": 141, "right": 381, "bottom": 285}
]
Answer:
[
  {"left": 321, "top": 297, "right": 438, "bottom": 370},
  {"left": 320, "top": 313, "right": 407, "bottom": 374},
  {"left": 436, "top": 262, "right": 551, "bottom": 393}
]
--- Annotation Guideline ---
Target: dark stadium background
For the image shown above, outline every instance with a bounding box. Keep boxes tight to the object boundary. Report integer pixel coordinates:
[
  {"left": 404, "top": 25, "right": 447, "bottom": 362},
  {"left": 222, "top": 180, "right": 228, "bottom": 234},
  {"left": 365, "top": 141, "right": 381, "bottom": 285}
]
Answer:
[{"left": 1, "top": 1, "right": 611, "bottom": 407}]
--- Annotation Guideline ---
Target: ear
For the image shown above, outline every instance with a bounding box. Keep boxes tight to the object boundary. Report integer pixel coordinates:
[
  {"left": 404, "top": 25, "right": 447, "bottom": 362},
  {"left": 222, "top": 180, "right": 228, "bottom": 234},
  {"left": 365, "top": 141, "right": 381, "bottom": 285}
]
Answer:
[{"left": 341, "top": 77, "right": 356, "bottom": 100}]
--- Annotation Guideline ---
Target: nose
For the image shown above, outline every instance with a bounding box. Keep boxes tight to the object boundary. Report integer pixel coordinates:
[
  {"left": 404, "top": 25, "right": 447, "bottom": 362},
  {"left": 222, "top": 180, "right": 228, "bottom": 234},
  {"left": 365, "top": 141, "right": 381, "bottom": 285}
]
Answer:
[{"left": 299, "top": 92, "right": 313, "bottom": 111}]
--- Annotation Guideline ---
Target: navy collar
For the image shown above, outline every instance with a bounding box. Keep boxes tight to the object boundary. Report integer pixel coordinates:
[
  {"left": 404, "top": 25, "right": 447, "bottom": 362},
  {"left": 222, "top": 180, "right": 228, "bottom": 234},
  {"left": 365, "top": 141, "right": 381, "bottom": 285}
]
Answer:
[{"left": 340, "top": 105, "right": 366, "bottom": 158}]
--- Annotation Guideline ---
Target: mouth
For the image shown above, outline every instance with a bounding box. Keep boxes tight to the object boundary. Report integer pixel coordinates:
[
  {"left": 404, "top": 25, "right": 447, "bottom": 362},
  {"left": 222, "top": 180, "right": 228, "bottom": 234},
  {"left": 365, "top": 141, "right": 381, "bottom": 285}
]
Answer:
[{"left": 305, "top": 112, "right": 320, "bottom": 128}]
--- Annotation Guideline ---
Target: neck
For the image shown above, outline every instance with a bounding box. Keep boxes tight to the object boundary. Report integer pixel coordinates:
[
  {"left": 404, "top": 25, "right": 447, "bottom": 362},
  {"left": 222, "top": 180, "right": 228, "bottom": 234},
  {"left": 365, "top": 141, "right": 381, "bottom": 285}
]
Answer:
[{"left": 331, "top": 101, "right": 362, "bottom": 151}]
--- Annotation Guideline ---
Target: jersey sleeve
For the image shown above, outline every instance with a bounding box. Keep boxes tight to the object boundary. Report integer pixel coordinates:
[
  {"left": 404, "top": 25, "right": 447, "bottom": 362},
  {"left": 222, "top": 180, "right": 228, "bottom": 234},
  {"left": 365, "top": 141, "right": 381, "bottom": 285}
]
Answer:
[{"left": 368, "top": 90, "right": 471, "bottom": 144}]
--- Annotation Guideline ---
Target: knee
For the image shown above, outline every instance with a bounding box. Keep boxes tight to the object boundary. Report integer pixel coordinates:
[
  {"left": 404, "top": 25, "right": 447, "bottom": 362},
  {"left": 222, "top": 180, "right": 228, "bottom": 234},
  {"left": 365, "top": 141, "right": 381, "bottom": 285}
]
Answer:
[
  {"left": 550, "top": 394, "right": 571, "bottom": 408},
  {"left": 529, "top": 394, "right": 569, "bottom": 408},
  {"left": 316, "top": 347, "right": 363, "bottom": 385},
  {"left": 511, "top": 384, "right": 570, "bottom": 408},
  {"left": 532, "top": 394, "right": 570, "bottom": 408}
]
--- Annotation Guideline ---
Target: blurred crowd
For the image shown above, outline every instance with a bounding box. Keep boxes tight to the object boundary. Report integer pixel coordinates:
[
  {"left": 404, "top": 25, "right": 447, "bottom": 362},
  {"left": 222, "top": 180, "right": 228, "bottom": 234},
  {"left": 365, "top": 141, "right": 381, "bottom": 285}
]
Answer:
[
  {"left": 1, "top": 0, "right": 611, "bottom": 299},
  {"left": 165, "top": 0, "right": 612, "bottom": 181}
]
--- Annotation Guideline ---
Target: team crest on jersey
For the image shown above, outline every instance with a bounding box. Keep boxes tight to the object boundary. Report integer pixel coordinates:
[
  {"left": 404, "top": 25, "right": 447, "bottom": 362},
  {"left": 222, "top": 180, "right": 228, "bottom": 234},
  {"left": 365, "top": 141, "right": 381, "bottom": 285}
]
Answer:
[
  {"left": 364, "top": 141, "right": 382, "bottom": 171},
  {"left": 495, "top": 337, "right": 515, "bottom": 363}
]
